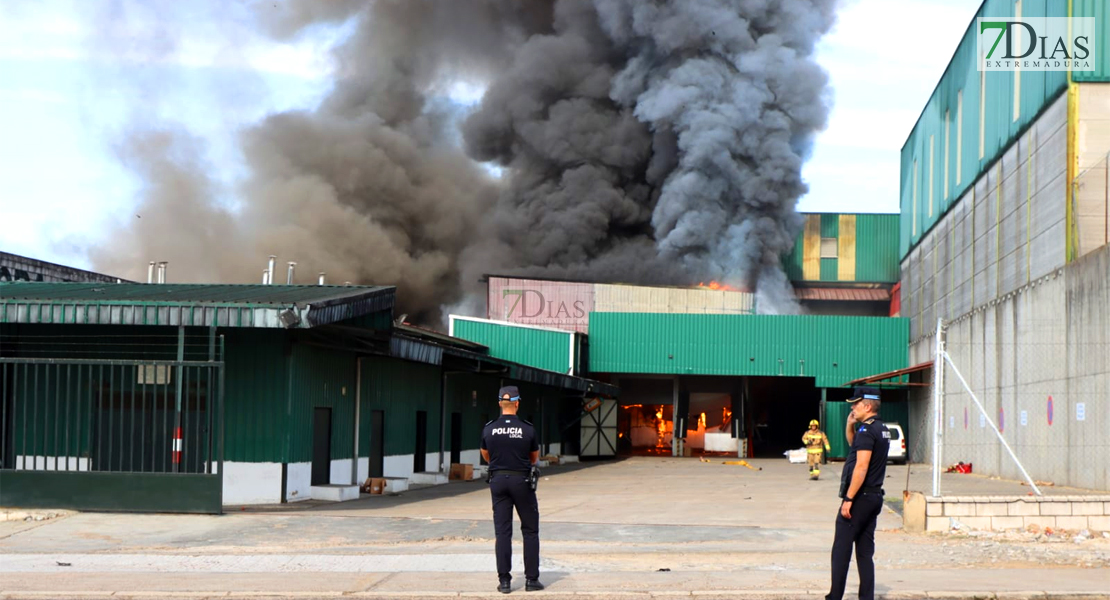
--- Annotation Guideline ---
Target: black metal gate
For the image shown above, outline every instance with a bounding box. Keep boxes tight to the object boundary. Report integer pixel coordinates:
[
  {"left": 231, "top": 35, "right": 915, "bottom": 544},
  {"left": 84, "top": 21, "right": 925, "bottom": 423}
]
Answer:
[{"left": 0, "top": 356, "right": 224, "bottom": 513}]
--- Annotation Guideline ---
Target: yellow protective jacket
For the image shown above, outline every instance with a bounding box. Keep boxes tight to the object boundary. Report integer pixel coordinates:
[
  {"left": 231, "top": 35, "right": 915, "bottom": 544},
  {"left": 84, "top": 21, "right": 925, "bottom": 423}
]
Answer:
[{"left": 802, "top": 430, "right": 830, "bottom": 454}]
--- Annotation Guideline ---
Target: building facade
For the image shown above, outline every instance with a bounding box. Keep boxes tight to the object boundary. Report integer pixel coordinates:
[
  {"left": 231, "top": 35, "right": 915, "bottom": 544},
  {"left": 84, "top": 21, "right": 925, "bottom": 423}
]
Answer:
[{"left": 899, "top": 0, "right": 1110, "bottom": 489}]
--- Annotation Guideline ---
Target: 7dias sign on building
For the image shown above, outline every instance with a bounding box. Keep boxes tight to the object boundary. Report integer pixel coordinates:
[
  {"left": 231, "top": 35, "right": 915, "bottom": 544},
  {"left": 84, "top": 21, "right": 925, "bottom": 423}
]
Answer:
[{"left": 978, "top": 17, "right": 1096, "bottom": 71}]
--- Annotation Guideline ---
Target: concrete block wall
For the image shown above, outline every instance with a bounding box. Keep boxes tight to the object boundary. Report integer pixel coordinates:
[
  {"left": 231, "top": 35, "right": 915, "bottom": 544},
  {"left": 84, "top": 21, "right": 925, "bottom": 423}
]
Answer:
[{"left": 924, "top": 496, "right": 1110, "bottom": 533}]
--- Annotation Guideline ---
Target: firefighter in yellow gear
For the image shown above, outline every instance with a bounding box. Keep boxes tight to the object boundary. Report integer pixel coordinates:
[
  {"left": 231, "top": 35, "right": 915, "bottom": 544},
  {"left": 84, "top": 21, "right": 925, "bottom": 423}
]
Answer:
[{"left": 802, "top": 419, "right": 830, "bottom": 480}]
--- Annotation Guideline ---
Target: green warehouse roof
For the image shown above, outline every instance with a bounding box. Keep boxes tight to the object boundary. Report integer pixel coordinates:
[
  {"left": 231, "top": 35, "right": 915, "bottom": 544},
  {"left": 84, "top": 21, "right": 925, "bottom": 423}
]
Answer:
[{"left": 0, "top": 282, "right": 395, "bottom": 329}]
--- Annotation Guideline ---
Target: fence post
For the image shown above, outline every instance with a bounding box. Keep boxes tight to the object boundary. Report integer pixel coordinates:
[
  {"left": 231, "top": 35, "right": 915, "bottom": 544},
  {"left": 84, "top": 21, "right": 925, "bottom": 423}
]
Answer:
[{"left": 931, "top": 318, "right": 944, "bottom": 497}]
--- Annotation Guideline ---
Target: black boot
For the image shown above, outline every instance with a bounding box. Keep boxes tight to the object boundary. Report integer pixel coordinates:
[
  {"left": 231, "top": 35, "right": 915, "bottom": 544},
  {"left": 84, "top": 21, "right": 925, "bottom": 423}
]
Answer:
[
  {"left": 526, "top": 579, "right": 545, "bottom": 591},
  {"left": 498, "top": 579, "right": 512, "bottom": 594}
]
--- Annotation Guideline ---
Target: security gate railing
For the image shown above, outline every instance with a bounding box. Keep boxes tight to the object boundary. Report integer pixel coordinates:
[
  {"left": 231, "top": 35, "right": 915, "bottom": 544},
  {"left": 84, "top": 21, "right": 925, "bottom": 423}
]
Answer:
[{"left": 0, "top": 357, "right": 224, "bottom": 513}]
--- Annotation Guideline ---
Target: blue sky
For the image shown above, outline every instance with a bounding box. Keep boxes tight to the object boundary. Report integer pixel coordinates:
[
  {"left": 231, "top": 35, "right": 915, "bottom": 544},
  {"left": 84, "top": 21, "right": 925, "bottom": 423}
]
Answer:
[{"left": 0, "top": 0, "right": 976, "bottom": 270}]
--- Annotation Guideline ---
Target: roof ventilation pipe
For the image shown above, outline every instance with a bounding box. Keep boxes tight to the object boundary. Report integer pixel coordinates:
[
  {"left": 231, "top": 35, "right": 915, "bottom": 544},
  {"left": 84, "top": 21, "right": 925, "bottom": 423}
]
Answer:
[
  {"left": 156, "top": 262, "right": 167, "bottom": 284},
  {"left": 286, "top": 262, "right": 296, "bottom": 285},
  {"left": 266, "top": 255, "right": 277, "bottom": 285},
  {"left": 318, "top": 272, "right": 326, "bottom": 285},
  {"left": 147, "top": 261, "right": 155, "bottom": 284}
]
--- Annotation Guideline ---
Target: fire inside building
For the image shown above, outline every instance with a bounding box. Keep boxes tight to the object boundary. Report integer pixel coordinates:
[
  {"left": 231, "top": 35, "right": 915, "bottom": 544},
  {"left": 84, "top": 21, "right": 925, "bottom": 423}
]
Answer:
[{"left": 450, "top": 213, "right": 915, "bottom": 461}]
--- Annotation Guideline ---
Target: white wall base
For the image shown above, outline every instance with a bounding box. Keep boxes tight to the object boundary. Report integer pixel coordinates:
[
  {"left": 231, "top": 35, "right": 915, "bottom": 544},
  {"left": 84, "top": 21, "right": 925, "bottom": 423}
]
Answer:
[
  {"left": 285, "top": 462, "right": 312, "bottom": 503},
  {"left": 311, "top": 485, "right": 360, "bottom": 502},
  {"left": 15, "top": 456, "right": 90, "bottom": 471},
  {"left": 330, "top": 459, "right": 355, "bottom": 485},
  {"left": 357, "top": 457, "right": 369, "bottom": 482},
  {"left": 409, "top": 472, "right": 449, "bottom": 485},
  {"left": 559, "top": 455, "right": 579, "bottom": 464},
  {"left": 222, "top": 462, "right": 282, "bottom": 505},
  {"left": 383, "top": 454, "right": 415, "bottom": 479},
  {"left": 473, "top": 465, "right": 488, "bottom": 480},
  {"left": 459, "top": 449, "right": 481, "bottom": 466},
  {"left": 546, "top": 443, "right": 561, "bottom": 456}
]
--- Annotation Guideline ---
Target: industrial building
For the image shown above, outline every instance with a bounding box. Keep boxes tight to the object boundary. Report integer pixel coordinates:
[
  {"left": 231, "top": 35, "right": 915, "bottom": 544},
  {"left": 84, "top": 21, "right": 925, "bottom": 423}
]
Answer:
[
  {"left": 0, "top": 282, "right": 615, "bottom": 512},
  {"left": 899, "top": 0, "right": 1109, "bottom": 489},
  {"left": 452, "top": 212, "right": 913, "bottom": 462}
]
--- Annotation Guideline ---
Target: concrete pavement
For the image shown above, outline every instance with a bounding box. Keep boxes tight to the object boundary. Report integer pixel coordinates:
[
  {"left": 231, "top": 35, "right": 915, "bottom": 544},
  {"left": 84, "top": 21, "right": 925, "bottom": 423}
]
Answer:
[{"left": 2, "top": 457, "right": 1108, "bottom": 600}]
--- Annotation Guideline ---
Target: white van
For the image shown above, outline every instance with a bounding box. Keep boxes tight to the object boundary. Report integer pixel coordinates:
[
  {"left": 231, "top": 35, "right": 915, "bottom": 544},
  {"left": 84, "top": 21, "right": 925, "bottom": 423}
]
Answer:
[{"left": 886, "top": 422, "right": 907, "bottom": 464}]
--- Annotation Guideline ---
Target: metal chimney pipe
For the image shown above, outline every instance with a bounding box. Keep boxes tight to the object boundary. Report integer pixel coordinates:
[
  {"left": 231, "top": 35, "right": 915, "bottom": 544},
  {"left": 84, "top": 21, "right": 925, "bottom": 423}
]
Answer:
[
  {"left": 157, "top": 262, "right": 167, "bottom": 284},
  {"left": 262, "top": 270, "right": 269, "bottom": 284},
  {"left": 286, "top": 262, "right": 296, "bottom": 285},
  {"left": 318, "top": 272, "right": 326, "bottom": 285},
  {"left": 147, "top": 261, "right": 155, "bottom": 284},
  {"left": 266, "top": 255, "right": 277, "bottom": 285}
]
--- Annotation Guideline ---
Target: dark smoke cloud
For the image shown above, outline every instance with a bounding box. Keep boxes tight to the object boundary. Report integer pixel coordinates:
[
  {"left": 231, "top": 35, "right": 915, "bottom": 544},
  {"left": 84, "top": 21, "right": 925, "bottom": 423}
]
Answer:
[{"left": 93, "top": 0, "right": 836, "bottom": 321}]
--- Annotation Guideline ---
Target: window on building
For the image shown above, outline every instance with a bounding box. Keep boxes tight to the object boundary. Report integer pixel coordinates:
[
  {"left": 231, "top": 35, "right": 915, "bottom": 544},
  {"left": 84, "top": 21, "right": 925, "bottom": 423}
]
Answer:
[
  {"left": 944, "top": 110, "right": 951, "bottom": 200},
  {"left": 820, "top": 237, "right": 838, "bottom": 258},
  {"left": 1013, "top": 0, "right": 1022, "bottom": 122},
  {"left": 912, "top": 159, "right": 918, "bottom": 235},
  {"left": 929, "top": 134, "right": 935, "bottom": 217},
  {"left": 979, "top": 68, "right": 986, "bottom": 159},
  {"left": 957, "top": 90, "right": 963, "bottom": 184}
]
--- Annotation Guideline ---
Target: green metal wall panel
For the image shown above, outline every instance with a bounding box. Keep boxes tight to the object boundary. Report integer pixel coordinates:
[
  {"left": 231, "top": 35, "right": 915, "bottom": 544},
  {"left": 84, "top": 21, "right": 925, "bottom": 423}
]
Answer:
[
  {"left": 782, "top": 214, "right": 898, "bottom": 283},
  {"left": 824, "top": 401, "right": 911, "bottom": 460},
  {"left": 287, "top": 344, "right": 356, "bottom": 463},
  {"left": 783, "top": 233, "right": 806, "bottom": 281},
  {"left": 1073, "top": 0, "right": 1110, "bottom": 81},
  {"left": 820, "top": 213, "right": 839, "bottom": 238},
  {"left": 359, "top": 356, "right": 442, "bottom": 458},
  {"left": 452, "top": 319, "right": 573, "bottom": 374},
  {"left": 444, "top": 373, "right": 501, "bottom": 456},
  {"left": 222, "top": 329, "right": 288, "bottom": 463},
  {"left": 588, "top": 313, "right": 909, "bottom": 389},
  {"left": 899, "top": 0, "right": 1090, "bottom": 258},
  {"left": 854, "top": 215, "right": 901, "bottom": 282}
]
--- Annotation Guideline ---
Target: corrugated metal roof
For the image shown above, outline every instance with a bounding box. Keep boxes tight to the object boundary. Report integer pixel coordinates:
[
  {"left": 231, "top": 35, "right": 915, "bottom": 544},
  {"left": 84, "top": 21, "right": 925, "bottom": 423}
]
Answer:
[
  {"left": 795, "top": 287, "right": 891, "bottom": 301},
  {"left": 0, "top": 282, "right": 395, "bottom": 328},
  {"left": 587, "top": 312, "right": 909, "bottom": 388},
  {"left": 390, "top": 330, "right": 618, "bottom": 397}
]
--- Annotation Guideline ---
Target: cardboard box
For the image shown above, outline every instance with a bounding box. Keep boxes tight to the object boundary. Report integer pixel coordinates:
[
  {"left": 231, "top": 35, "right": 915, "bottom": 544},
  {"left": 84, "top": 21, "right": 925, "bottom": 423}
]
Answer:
[
  {"left": 449, "top": 463, "right": 474, "bottom": 481},
  {"left": 360, "top": 478, "right": 373, "bottom": 494},
  {"left": 369, "top": 477, "right": 386, "bottom": 494}
]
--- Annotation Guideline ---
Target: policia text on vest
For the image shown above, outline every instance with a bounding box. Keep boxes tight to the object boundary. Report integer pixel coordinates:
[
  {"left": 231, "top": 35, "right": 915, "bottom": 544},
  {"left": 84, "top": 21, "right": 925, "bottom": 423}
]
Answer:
[
  {"left": 480, "top": 386, "right": 545, "bottom": 594},
  {"left": 827, "top": 386, "right": 890, "bottom": 600}
]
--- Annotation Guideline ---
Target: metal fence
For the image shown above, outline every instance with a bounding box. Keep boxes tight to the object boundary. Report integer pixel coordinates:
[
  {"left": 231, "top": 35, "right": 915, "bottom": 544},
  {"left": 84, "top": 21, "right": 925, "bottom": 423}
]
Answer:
[
  {"left": 0, "top": 330, "right": 225, "bottom": 513},
  {"left": 928, "top": 318, "right": 1109, "bottom": 495},
  {"left": 1, "top": 358, "right": 222, "bottom": 476}
]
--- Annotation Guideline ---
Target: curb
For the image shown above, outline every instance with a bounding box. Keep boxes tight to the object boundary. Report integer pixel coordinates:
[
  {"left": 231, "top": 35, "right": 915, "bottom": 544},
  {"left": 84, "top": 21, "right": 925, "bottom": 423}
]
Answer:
[{"left": 4, "top": 592, "right": 1110, "bottom": 600}]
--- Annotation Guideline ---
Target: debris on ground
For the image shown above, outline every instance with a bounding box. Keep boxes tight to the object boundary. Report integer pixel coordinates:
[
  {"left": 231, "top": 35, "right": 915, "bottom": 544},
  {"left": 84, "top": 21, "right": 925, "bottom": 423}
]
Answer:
[
  {"left": 945, "top": 462, "right": 973, "bottom": 474},
  {"left": 1020, "top": 480, "right": 1055, "bottom": 487}
]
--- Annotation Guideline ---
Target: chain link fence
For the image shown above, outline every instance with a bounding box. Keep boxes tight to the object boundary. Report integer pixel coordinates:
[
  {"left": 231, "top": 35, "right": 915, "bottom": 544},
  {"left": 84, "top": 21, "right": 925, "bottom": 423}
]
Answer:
[{"left": 929, "top": 318, "right": 1109, "bottom": 495}]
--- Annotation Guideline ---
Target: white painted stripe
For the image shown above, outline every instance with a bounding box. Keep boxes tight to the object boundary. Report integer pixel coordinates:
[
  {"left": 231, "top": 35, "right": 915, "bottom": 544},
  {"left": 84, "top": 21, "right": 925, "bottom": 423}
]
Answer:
[{"left": 0, "top": 553, "right": 517, "bottom": 573}]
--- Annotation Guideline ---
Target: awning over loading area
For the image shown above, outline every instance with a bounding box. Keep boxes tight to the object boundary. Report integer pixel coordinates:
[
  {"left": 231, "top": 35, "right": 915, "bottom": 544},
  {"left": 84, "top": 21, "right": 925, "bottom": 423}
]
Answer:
[{"left": 843, "top": 361, "right": 932, "bottom": 388}]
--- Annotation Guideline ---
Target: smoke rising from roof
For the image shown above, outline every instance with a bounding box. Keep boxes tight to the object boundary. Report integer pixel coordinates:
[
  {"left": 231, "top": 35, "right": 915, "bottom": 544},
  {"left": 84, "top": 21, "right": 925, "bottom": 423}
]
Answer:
[{"left": 93, "top": 0, "right": 836, "bottom": 321}]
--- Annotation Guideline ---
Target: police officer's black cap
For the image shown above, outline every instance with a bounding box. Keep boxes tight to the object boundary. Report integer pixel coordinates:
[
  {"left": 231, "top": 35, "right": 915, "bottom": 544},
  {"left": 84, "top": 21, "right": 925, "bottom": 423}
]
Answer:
[
  {"left": 847, "top": 386, "right": 881, "bottom": 403},
  {"left": 499, "top": 386, "right": 520, "bottom": 400}
]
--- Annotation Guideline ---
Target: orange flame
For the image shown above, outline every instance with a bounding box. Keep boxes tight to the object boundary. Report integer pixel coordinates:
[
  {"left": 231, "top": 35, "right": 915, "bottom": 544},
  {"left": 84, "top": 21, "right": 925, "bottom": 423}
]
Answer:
[{"left": 697, "top": 280, "right": 737, "bottom": 291}]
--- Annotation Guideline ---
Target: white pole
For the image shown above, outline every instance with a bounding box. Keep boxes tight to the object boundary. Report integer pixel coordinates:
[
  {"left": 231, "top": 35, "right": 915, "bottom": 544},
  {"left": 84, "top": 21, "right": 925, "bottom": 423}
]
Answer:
[
  {"left": 942, "top": 351, "right": 1042, "bottom": 496},
  {"left": 932, "top": 318, "right": 944, "bottom": 497}
]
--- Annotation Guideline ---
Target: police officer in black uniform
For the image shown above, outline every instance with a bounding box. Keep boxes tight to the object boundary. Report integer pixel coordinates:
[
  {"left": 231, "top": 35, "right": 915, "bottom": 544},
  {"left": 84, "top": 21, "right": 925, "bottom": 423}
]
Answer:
[
  {"left": 481, "top": 386, "right": 543, "bottom": 594},
  {"left": 827, "top": 386, "right": 890, "bottom": 600}
]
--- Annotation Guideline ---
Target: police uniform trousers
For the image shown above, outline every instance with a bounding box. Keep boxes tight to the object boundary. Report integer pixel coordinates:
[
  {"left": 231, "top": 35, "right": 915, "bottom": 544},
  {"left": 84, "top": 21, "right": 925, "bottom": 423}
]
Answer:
[
  {"left": 827, "top": 492, "right": 884, "bottom": 600},
  {"left": 490, "top": 472, "right": 540, "bottom": 582}
]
